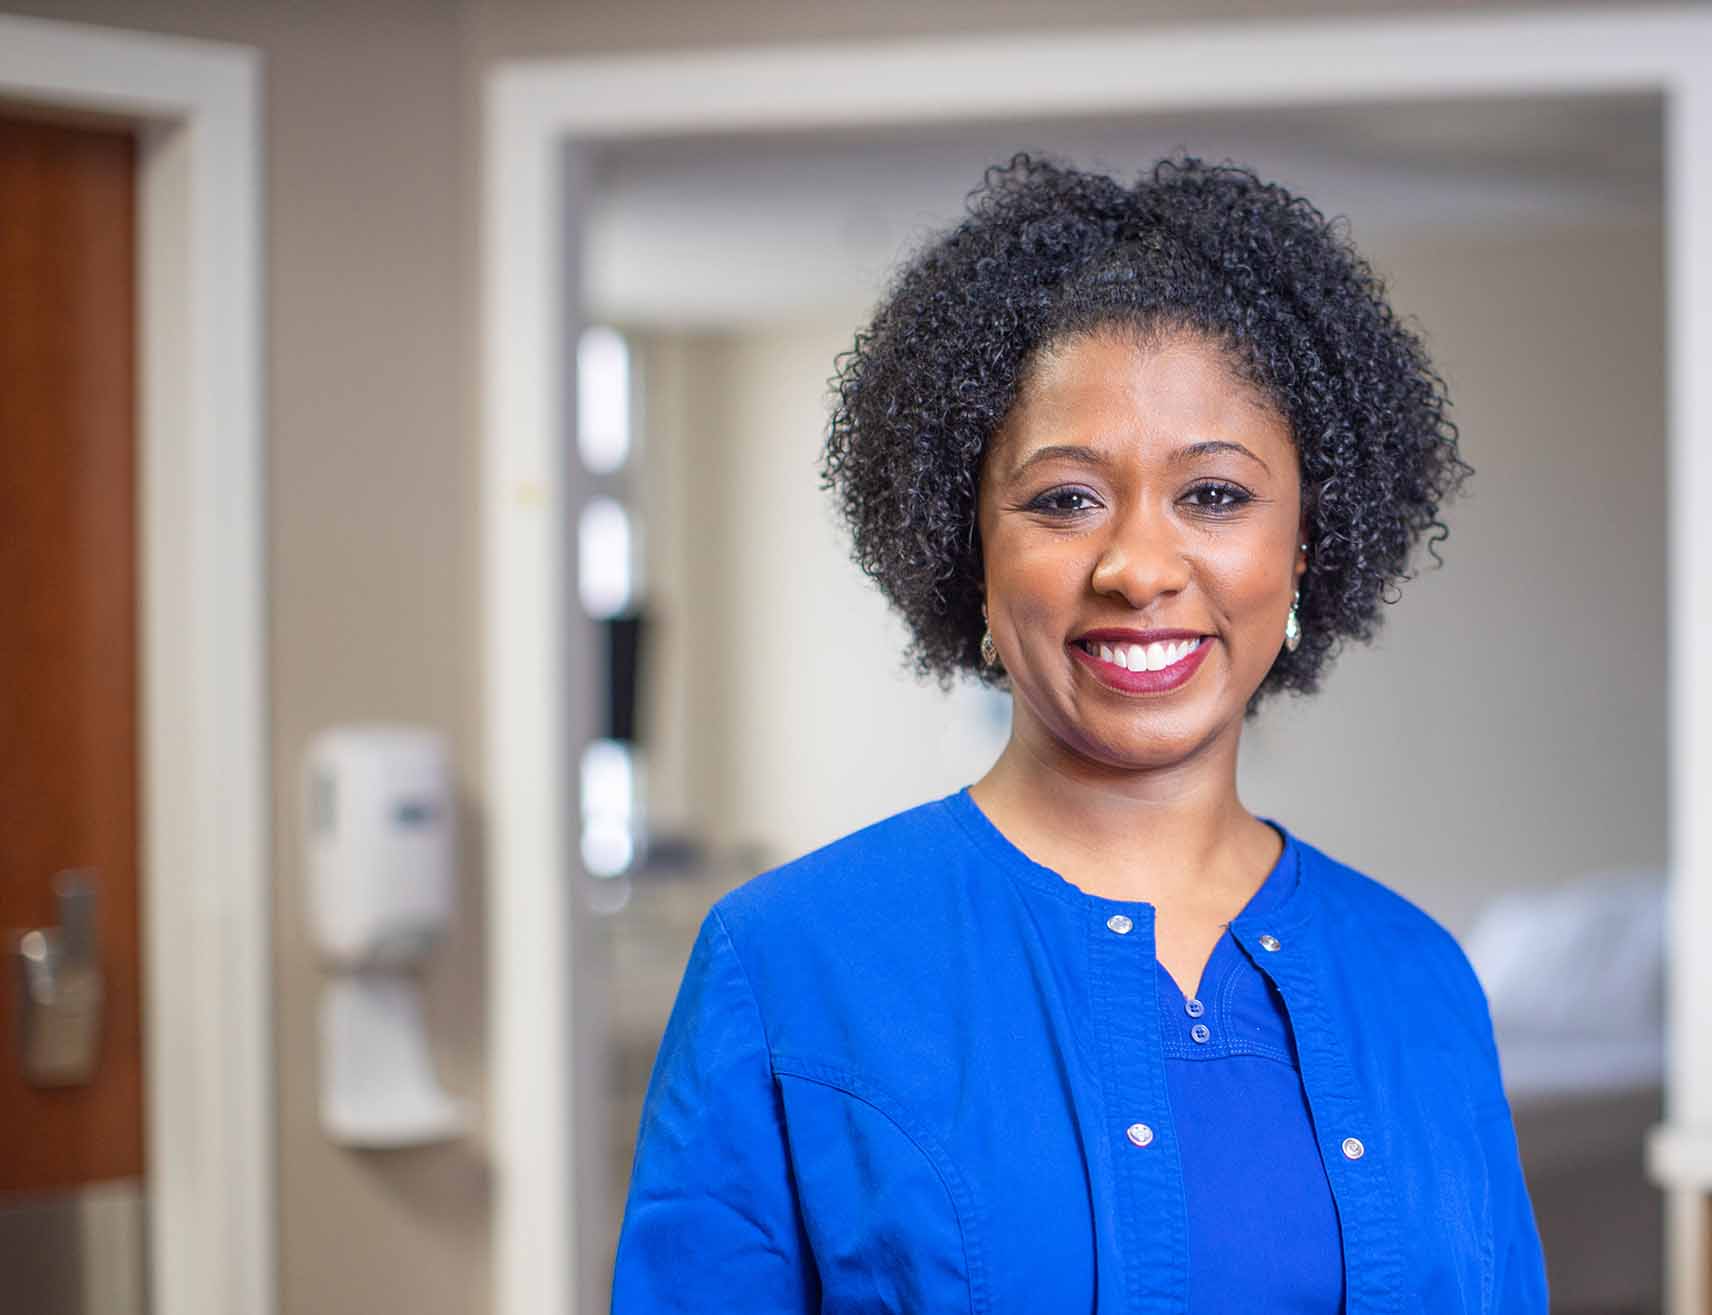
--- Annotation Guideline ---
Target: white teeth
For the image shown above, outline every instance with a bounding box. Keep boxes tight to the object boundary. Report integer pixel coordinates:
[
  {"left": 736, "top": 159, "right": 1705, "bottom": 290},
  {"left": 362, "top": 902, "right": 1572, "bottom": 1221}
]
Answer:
[{"left": 1087, "top": 636, "right": 1204, "bottom": 672}]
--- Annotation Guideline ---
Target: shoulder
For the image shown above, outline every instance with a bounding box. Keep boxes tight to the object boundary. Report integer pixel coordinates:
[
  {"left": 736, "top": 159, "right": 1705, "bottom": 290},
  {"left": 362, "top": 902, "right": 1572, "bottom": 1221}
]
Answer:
[
  {"left": 700, "top": 794, "right": 987, "bottom": 1053},
  {"left": 711, "top": 792, "right": 974, "bottom": 952},
  {"left": 1297, "top": 833, "right": 1462, "bottom": 946},
  {"left": 1293, "top": 831, "right": 1495, "bottom": 1045}
]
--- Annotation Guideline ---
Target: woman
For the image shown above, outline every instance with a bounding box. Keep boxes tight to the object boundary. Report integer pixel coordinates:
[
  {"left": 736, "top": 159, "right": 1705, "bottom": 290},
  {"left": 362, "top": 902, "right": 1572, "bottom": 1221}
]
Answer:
[{"left": 611, "top": 154, "right": 1547, "bottom": 1313}]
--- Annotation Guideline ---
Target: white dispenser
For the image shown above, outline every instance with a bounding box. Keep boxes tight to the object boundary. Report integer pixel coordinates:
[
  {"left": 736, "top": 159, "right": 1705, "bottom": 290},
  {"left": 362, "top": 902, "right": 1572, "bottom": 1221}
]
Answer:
[{"left": 303, "top": 725, "right": 465, "bottom": 1146}]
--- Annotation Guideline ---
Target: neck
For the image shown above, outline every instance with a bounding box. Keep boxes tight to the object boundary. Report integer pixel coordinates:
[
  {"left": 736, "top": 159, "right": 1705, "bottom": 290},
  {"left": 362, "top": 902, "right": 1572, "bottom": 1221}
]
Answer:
[{"left": 968, "top": 706, "right": 1266, "bottom": 909}]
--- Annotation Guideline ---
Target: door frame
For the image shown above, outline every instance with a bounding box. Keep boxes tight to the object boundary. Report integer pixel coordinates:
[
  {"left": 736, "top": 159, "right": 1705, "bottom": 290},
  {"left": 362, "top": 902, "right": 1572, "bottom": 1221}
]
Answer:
[
  {"left": 485, "top": 8, "right": 1712, "bottom": 1314},
  {"left": 0, "top": 15, "right": 270, "bottom": 1315}
]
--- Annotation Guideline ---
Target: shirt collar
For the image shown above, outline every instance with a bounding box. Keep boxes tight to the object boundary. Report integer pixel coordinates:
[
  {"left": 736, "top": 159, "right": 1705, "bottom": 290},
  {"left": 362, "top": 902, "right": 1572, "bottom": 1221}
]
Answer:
[{"left": 943, "top": 785, "right": 1316, "bottom": 933}]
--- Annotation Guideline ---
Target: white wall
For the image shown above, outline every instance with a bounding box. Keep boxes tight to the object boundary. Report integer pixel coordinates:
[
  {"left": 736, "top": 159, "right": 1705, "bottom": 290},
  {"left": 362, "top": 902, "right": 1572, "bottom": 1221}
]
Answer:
[
  {"left": 1241, "top": 217, "right": 1667, "bottom": 934},
  {"left": 637, "top": 216, "right": 1666, "bottom": 935},
  {"left": 637, "top": 326, "right": 1009, "bottom": 867}
]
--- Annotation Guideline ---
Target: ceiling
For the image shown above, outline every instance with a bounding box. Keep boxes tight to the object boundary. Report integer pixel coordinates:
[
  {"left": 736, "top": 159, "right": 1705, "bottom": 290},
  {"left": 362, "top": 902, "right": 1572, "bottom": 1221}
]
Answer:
[{"left": 582, "top": 92, "right": 1663, "bottom": 327}]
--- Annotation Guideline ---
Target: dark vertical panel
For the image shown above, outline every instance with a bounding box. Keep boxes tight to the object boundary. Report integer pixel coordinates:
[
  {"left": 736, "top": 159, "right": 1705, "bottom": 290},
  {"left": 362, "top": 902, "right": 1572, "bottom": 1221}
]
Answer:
[{"left": 0, "top": 113, "right": 143, "bottom": 1191}]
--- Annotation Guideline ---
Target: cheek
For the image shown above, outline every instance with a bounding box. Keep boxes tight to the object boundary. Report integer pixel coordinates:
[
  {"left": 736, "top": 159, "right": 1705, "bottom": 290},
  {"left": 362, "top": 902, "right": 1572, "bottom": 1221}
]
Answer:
[
  {"left": 1212, "top": 554, "right": 1284, "bottom": 606},
  {"left": 1218, "top": 541, "right": 1294, "bottom": 633},
  {"left": 1201, "top": 531, "right": 1296, "bottom": 628},
  {"left": 987, "top": 535, "right": 1090, "bottom": 636}
]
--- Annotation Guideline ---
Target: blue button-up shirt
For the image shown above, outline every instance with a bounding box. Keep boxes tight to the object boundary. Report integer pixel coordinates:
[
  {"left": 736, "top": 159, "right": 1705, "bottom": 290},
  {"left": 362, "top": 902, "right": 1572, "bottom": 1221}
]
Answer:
[{"left": 613, "top": 788, "right": 1548, "bottom": 1313}]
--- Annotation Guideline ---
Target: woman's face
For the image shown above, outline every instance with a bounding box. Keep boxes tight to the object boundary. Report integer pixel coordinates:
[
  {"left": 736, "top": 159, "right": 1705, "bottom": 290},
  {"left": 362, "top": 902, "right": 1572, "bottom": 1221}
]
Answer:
[{"left": 977, "top": 325, "right": 1307, "bottom": 773}]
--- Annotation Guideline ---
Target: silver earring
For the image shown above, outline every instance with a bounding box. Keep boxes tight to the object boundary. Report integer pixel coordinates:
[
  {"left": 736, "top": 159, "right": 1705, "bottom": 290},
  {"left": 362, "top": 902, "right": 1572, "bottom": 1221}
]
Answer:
[
  {"left": 1283, "top": 588, "right": 1302, "bottom": 653},
  {"left": 980, "top": 627, "right": 1000, "bottom": 668}
]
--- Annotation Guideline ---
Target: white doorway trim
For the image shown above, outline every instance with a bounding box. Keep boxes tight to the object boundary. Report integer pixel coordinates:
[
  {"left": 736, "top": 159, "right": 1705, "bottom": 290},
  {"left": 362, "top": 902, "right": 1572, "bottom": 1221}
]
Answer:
[
  {"left": 0, "top": 15, "right": 271, "bottom": 1315},
  {"left": 485, "top": 9, "right": 1712, "bottom": 1313}
]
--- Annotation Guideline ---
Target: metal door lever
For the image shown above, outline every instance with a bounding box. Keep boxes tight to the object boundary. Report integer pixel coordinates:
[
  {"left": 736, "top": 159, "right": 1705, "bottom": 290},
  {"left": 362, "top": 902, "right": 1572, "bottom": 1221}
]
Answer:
[{"left": 13, "top": 869, "right": 104, "bottom": 1086}]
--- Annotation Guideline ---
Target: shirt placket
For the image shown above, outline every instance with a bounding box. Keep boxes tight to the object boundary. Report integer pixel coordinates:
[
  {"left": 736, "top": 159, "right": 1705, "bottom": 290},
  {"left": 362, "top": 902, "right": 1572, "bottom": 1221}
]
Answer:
[
  {"left": 1229, "top": 911, "right": 1407, "bottom": 1315},
  {"left": 1087, "top": 899, "right": 1190, "bottom": 1314}
]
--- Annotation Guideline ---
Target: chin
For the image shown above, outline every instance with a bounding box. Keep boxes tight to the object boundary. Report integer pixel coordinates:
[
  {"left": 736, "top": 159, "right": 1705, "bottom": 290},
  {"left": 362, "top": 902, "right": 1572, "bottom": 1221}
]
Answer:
[{"left": 1068, "top": 712, "right": 1219, "bottom": 771}]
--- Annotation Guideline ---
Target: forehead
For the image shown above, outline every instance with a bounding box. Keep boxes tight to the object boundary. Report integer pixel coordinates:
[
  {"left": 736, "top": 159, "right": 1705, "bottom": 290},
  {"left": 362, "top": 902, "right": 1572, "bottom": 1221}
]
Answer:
[{"left": 992, "top": 327, "right": 1292, "bottom": 473}]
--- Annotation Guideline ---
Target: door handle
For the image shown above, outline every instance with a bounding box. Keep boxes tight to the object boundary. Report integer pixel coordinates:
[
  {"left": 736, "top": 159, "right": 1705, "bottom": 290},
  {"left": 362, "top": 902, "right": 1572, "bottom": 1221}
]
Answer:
[{"left": 12, "top": 869, "right": 104, "bottom": 1087}]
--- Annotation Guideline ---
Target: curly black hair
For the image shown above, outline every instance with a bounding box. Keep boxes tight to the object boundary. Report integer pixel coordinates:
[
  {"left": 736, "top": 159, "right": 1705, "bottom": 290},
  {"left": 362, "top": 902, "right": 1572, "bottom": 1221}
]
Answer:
[{"left": 820, "top": 152, "right": 1471, "bottom": 716}]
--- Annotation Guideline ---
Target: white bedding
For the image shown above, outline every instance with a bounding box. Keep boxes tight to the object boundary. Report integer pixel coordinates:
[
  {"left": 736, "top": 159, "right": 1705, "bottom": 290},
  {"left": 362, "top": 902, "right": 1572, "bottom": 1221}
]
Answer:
[
  {"left": 1496, "top": 1030, "right": 1664, "bottom": 1104},
  {"left": 1461, "top": 866, "right": 1666, "bottom": 1105}
]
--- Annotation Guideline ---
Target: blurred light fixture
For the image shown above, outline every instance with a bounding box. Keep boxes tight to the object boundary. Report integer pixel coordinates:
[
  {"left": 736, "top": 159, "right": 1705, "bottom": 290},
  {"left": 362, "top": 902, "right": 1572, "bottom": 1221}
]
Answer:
[
  {"left": 578, "top": 497, "right": 632, "bottom": 619},
  {"left": 577, "top": 325, "right": 631, "bottom": 474},
  {"left": 580, "top": 737, "right": 636, "bottom": 878},
  {"left": 575, "top": 326, "right": 642, "bottom": 893}
]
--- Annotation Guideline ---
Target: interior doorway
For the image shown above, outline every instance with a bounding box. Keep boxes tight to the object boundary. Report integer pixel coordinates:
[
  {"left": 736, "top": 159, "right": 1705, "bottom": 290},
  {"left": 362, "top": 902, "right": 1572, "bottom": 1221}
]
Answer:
[
  {"left": 0, "top": 107, "right": 146, "bottom": 1315},
  {"left": 580, "top": 92, "right": 1668, "bottom": 1315},
  {"left": 484, "top": 14, "right": 1712, "bottom": 1314},
  {"left": 0, "top": 16, "right": 268, "bottom": 1315}
]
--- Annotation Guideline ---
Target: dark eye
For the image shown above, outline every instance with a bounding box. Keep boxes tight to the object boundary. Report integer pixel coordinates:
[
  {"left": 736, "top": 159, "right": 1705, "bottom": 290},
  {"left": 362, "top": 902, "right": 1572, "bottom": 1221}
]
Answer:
[
  {"left": 1184, "top": 482, "right": 1252, "bottom": 513},
  {"left": 1026, "top": 486, "right": 1101, "bottom": 516}
]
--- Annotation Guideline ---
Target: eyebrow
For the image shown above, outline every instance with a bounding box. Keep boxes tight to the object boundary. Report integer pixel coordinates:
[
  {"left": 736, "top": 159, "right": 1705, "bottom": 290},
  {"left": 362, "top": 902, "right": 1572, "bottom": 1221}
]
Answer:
[
  {"left": 1175, "top": 439, "right": 1271, "bottom": 474},
  {"left": 1010, "top": 444, "right": 1106, "bottom": 476},
  {"left": 1010, "top": 438, "right": 1271, "bottom": 478}
]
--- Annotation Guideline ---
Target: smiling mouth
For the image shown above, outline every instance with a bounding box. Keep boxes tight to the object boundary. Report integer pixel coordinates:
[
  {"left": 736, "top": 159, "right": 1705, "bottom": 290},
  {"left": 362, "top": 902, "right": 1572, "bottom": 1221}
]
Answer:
[{"left": 1075, "top": 635, "right": 1207, "bottom": 674}]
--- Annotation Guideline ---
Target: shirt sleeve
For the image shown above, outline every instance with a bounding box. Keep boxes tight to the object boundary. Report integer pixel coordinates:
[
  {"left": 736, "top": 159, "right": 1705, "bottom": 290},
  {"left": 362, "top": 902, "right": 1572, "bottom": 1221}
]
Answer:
[
  {"left": 1451, "top": 945, "right": 1551, "bottom": 1313},
  {"left": 1476, "top": 1092, "right": 1549, "bottom": 1313},
  {"left": 611, "top": 906, "right": 820, "bottom": 1313}
]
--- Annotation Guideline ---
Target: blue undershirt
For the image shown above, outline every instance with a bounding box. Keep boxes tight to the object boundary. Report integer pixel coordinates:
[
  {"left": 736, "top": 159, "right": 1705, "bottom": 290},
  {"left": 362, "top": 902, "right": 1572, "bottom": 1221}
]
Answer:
[{"left": 1162, "top": 825, "right": 1346, "bottom": 1311}]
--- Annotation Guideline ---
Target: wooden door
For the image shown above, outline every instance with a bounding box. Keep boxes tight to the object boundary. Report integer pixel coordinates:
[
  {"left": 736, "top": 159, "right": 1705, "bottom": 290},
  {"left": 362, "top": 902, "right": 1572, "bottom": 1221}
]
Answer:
[{"left": 0, "top": 110, "right": 145, "bottom": 1309}]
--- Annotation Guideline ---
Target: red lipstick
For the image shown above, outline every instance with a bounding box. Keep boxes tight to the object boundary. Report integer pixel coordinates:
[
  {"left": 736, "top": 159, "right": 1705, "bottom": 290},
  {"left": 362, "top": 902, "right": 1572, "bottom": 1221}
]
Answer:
[{"left": 1068, "top": 629, "right": 1213, "bottom": 695}]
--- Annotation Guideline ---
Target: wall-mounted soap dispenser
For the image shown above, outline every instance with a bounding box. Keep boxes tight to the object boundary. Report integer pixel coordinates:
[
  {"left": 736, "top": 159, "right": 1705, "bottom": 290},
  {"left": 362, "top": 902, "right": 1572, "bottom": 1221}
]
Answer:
[{"left": 303, "top": 725, "right": 465, "bottom": 1147}]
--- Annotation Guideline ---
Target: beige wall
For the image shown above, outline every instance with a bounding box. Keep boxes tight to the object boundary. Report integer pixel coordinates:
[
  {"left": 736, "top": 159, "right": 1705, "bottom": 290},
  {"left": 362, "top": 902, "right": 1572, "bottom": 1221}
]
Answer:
[
  {"left": 0, "top": 1, "right": 1670, "bottom": 1313},
  {"left": 466, "top": 0, "right": 1665, "bottom": 61},
  {"left": 5, "top": 3, "right": 485, "bottom": 1314}
]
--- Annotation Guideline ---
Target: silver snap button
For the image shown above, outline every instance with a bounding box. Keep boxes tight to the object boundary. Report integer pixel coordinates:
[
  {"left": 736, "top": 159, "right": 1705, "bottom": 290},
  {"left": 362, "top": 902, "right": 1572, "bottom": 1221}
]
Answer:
[
  {"left": 1184, "top": 997, "right": 1205, "bottom": 1018},
  {"left": 1106, "top": 914, "right": 1134, "bottom": 935},
  {"left": 1341, "top": 1136, "right": 1365, "bottom": 1160},
  {"left": 1258, "top": 934, "right": 1281, "bottom": 952},
  {"left": 1190, "top": 1023, "right": 1210, "bottom": 1044},
  {"left": 1126, "top": 1123, "right": 1154, "bottom": 1148}
]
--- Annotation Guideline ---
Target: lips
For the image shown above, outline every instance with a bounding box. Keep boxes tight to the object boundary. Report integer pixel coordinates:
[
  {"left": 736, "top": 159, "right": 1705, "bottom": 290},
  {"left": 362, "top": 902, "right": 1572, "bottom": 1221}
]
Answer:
[{"left": 1068, "top": 629, "right": 1214, "bottom": 694}]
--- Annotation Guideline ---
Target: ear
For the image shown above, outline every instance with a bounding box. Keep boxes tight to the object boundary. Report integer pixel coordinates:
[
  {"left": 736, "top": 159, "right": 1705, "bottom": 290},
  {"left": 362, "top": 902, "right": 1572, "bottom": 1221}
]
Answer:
[{"left": 1294, "top": 517, "right": 1310, "bottom": 584}]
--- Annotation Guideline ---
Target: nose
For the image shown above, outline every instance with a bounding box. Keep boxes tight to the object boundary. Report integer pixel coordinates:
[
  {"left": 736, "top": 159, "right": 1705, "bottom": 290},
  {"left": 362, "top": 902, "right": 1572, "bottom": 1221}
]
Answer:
[{"left": 1088, "top": 507, "right": 1192, "bottom": 609}]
